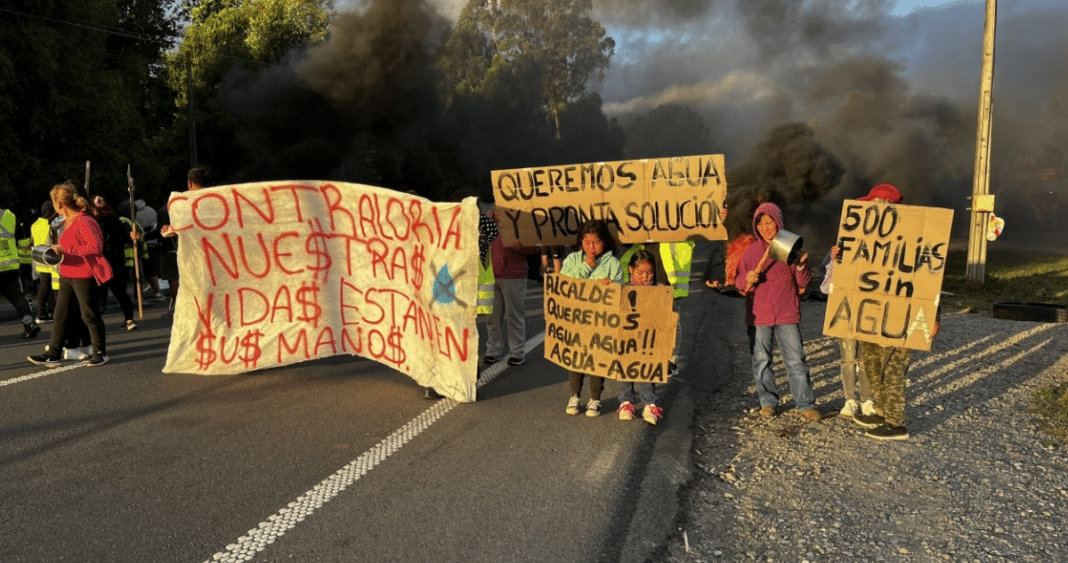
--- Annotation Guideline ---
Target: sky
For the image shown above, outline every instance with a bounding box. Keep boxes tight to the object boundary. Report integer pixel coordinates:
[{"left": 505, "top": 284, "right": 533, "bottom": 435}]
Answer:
[
  {"left": 890, "top": 0, "right": 979, "bottom": 15},
  {"left": 317, "top": 0, "right": 1066, "bottom": 241}
]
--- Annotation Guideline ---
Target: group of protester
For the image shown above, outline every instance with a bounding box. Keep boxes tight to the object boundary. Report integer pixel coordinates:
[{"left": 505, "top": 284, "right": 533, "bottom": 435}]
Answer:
[
  {"left": 7, "top": 174, "right": 931, "bottom": 439},
  {"left": 0, "top": 165, "right": 213, "bottom": 367},
  {"left": 475, "top": 203, "right": 692, "bottom": 425},
  {"left": 474, "top": 183, "right": 933, "bottom": 440}
]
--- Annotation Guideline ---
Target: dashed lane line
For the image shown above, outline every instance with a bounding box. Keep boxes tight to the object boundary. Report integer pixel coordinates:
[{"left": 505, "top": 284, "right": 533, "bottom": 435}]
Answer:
[{"left": 202, "top": 331, "right": 546, "bottom": 563}]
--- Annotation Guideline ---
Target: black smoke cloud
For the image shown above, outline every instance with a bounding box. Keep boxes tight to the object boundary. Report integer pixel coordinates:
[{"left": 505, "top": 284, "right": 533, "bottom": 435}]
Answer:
[
  {"left": 222, "top": 0, "right": 456, "bottom": 196},
  {"left": 595, "top": 0, "right": 1068, "bottom": 246},
  {"left": 221, "top": 0, "right": 624, "bottom": 199}
]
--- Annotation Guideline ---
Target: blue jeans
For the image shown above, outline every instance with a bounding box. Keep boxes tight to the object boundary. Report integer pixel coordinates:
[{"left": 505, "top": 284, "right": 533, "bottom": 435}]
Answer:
[
  {"left": 748, "top": 324, "right": 815, "bottom": 411},
  {"left": 619, "top": 382, "right": 657, "bottom": 406}
]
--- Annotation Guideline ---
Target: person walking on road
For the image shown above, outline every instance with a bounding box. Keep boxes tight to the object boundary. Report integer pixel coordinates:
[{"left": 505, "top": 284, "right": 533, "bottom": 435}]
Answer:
[
  {"left": 1, "top": 204, "right": 40, "bottom": 339},
  {"left": 28, "top": 182, "right": 112, "bottom": 367}
]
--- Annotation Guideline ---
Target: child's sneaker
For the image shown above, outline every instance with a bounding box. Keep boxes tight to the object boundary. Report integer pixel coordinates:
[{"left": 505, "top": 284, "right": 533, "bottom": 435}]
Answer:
[
  {"left": 865, "top": 423, "right": 908, "bottom": 440},
  {"left": 125, "top": 319, "right": 138, "bottom": 331},
  {"left": 585, "top": 399, "right": 601, "bottom": 418},
  {"left": 861, "top": 400, "right": 878, "bottom": 416},
  {"left": 853, "top": 413, "right": 886, "bottom": 428},
  {"left": 642, "top": 404, "right": 664, "bottom": 425},
  {"left": 565, "top": 395, "right": 581, "bottom": 416},
  {"left": 840, "top": 399, "right": 859, "bottom": 416},
  {"left": 617, "top": 401, "right": 635, "bottom": 421}
]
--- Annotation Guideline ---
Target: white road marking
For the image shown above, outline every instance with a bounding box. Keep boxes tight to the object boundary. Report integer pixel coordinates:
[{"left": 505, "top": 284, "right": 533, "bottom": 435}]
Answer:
[
  {"left": 1, "top": 361, "right": 89, "bottom": 387},
  {"left": 203, "top": 331, "right": 546, "bottom": 563}
]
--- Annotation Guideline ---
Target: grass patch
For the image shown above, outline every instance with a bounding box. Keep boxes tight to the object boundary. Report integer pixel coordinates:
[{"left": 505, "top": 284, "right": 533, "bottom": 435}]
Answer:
[
  {"left": 1032, "top": 386, "right": 1068, "bottom": 447},
  {"left": 941, "top": 249, "right": 1068, "bottom": 315},
  {"left": 941, "top": 247, "right": 1068, "bottom": 447}
]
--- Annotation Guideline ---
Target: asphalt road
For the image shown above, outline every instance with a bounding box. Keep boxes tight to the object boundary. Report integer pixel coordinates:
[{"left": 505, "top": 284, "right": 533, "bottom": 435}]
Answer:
[{"left": 0, "top": 244, "right": 737, "bottom": 563}]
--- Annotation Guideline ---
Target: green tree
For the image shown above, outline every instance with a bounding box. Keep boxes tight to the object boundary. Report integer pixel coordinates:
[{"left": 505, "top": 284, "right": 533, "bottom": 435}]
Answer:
[
  {"left": 159, "top": 0, "right": 329, "bottom": 184},
  {"left": 439, "top": 0, "right": 614, "bottom": 139},
  {"left": 0, "top": 0, "right": 178, "bottom": 213}
]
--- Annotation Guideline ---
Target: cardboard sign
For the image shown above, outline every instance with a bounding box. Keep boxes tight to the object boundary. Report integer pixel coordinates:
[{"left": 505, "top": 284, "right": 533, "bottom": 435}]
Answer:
[
  {"left": 491, "top": 155, "right": 727, "bottom": 246},
  {"left": 543, "top": 274, "right": 678, "bottom": 382},
  {"left": 822, "top": 200, "right": 954, "bottom": 351},
  {"left": 161, "top": 181, "right": 480, "bottom": 403}
]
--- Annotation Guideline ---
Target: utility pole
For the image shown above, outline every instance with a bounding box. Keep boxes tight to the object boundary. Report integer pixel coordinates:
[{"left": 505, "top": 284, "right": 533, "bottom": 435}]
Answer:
[{"left": 967, "top": 0, "right": 997, "bottom": 283}]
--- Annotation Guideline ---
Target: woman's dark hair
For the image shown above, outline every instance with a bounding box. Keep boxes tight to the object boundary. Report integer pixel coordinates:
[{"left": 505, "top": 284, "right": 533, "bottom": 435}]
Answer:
[
  {"left": 628, "top": 248, "right": 658, "bottom": 273},
  {"left": 40, "top": 200, "right": 56, "bottom": 220},
  {"left": 574, "top": 219, "right": 618, "bottom": 258}
]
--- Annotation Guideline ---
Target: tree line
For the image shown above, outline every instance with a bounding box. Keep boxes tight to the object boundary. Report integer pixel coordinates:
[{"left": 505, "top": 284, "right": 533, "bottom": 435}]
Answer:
[{"left": 0, "top": 0, "right": 718, "bottom": 220}]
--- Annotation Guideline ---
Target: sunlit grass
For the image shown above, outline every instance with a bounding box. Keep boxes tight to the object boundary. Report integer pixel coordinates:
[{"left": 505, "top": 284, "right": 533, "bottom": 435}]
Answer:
[
  {"left": 941, "top": 249, "right": 1068, "bottom": 315},
  {"left": 1032, "top": 386, "right": 1068, "bottom": 448}
]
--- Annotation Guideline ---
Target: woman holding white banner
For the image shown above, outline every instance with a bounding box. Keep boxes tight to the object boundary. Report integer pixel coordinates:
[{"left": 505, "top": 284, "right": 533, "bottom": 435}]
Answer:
[{"left": 560, "top": 219, "right": 623, "bottom": 417}]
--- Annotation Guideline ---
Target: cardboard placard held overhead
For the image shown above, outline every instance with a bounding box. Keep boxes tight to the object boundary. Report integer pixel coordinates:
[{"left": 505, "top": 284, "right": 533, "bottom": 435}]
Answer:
[
  {"left": 491, "top": 155, "right": 727, "bottom": 246},
  {"left": 823, "top": 200, "right": 954, "bottom": 351},
  {"left": 543, "top": 274, "right": 678, "bottom": 382}
]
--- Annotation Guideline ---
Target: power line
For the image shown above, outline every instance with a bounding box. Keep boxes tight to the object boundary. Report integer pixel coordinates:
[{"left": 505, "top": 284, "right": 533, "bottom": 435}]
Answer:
[{"left": 0, "top": 6, "right": 283, "bottom": 71}]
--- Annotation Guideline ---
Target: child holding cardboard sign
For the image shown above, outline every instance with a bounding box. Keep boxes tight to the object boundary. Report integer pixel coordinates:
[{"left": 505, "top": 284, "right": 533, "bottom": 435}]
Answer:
[
  {"left": 738, "top": 203, "right": 820, "bottom": 421},
  {"left": 616, "top": 249, "right": 666, "bottom": 425},
  {"left": 838, "top": 184, "right": 943, "bottom": 441},
  {"left": 560, "top": 219, "right": 623, "bottom": 418}
]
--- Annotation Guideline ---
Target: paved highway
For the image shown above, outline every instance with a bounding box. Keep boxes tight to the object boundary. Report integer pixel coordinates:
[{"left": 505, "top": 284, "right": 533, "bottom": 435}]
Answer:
[{"left": 0, "top": 247, "right": 734, "bottom": 563}]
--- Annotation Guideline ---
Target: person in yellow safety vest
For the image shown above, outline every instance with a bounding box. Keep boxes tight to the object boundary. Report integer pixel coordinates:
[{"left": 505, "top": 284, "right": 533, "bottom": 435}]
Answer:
[
  {"left": 17, "top": 211, "right": 33, "bottom": 290},
  {"left": 0, "top": 206, "right": 41, "bottom": 338},
  {"left": 619, "top": 241, "right": 694, "bottom": 376},
  {"left": 118, "top": 215, "right": 147, "bottom": 268},
  {"left": 477, "top": 251, "right": 494, "bottom": 315},
  {"left": 475, "top": 206, "right": 499, "bottom": 316},
  {"left": 31, "top": 201, "right": 58, "bottom": 322}
]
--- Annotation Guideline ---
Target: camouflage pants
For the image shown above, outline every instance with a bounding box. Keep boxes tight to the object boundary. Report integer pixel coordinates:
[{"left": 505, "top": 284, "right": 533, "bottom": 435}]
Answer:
[{"left": 858, "top": 341, "right": 912, "bottom": 427}]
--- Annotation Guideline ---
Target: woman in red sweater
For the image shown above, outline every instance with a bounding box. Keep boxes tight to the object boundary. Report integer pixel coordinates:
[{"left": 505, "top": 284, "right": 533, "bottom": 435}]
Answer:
[{"left": 28, "top": 181, "right": 113, "bottom": 367}]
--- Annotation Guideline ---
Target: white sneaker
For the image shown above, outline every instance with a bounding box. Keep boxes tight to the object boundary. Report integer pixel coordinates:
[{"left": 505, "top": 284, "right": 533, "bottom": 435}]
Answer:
[
  {"left": 861, "top": 400, "right": 878, "bottom": 416},
  {"left": 64, "top": 347, "right": 90, "bottom": 361},
  {"left": 840, "top": 399, "right": 859, "bottom": 416},
  {"left": 585, "top": 399, "right": 601, "bottom": 418},
  {"left": 565, "top": 395, "right": 581, "bottom": 416},
  {"left": 642, "top": 404, "right": 664, "bottom": 425}
]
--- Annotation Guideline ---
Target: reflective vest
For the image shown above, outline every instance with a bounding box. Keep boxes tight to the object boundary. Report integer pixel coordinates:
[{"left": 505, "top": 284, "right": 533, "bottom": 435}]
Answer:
[
  {"left": 30, "top": 217, "right": 55, "bottom": 275},
  {"left": 119, "top": 216, "right": 146, "bottom": 267},
  {"left": 476, "top": 253, "right": 494, "bottom": 315},
  {"left": 619, "top": 241, "right": 695, "bottom": 299},
  {"left": 18, "top": 232, "right": 32, "bottom": 265},
  {"left": 0, "top": 209, "right": 18, "bottom": 272}
]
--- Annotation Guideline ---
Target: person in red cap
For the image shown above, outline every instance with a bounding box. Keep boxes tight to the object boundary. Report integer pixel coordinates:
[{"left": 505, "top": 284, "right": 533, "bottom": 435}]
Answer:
[
  {"left": 819, "top": 184, "right": 904, "bottom": 422},
  {"left": 826, "top": 184, "right": 940, "bottom": 441}
]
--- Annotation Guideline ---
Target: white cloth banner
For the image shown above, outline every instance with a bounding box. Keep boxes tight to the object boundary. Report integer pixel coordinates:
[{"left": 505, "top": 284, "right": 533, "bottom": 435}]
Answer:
[{"left": 162, "top": 181, "right": 479, "bottom": 402}]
